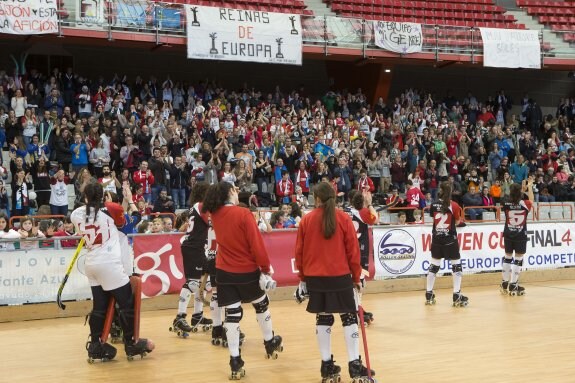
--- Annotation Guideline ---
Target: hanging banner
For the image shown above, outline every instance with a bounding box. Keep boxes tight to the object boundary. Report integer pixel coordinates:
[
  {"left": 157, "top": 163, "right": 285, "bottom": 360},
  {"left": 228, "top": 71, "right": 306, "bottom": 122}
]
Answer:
[
  {"left": 373, "top": 222, "right": 575, "bottom": 279},
  {"left": 0, "top": 0, "right": 59, "bottom": 35},
  {"left": 185, "top": 5, "right": 302, "bottom": 65},
  {"left": 480, "top": 28, "right": 541, "bottom": 69},
  {"left": 373, "top": 21, "right": 423, "bottom": 54}
]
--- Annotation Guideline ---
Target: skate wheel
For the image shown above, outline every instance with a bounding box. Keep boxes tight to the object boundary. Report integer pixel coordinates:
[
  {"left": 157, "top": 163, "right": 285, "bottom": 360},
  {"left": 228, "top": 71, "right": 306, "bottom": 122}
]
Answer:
[
  {"left": 191, "top": 327, "right": 198, "bottom": 333},
  {"left": 169, "top": 327, "right": 173, "bottom": 332},
  {"left": 87, "top": 358, "right": 94, "bottom": 364},
  {"left": 127, "top": 356, "right": 134, "bottom": 361}
]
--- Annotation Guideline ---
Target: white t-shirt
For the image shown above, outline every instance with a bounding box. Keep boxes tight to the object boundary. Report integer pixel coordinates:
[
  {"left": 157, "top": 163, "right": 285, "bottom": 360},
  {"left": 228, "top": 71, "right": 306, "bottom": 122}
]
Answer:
[
  {"left": 49, "top": 179, "right": 69, "bottom": 206},
  {"left": 71, "top": 205, "right": 122, "bottom": 266}
]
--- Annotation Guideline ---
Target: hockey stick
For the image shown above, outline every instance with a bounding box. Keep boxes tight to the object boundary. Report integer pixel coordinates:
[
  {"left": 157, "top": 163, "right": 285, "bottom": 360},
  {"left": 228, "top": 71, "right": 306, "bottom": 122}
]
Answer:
[
  {"left": 56, "top": 238, "right": 85, "bottom": 310},
  {"left": 198, "top": 273, "right": 210, "bottom": 306},
  {"left": 356, "top": 290, "right": 374, "bottom": 382}
]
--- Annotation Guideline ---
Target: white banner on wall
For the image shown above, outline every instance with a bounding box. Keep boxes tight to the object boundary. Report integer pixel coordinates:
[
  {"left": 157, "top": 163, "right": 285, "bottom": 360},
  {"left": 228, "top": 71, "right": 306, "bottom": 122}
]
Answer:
[
  {"left": 373, "top": 21, "right": 423, "bottom": 54},
  {"left": 0, "top": 245, "right": 92, "bottom": 305},
  {"left": 185, "top": 5, "right": 302, "bottom": 65},
  {"left": 373, "top": 222, "right": 575, "bottom": 279},
  {"left": 0, "top": 0, "right": 59, "bottom": 35},
  {"left": 480, "top": 28, "right": 541, "bottom": 69}
]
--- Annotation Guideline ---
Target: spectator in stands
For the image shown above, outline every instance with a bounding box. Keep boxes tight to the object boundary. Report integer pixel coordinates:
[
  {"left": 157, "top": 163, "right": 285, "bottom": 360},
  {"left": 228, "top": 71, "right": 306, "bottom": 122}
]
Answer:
[
  {"left": 71, "top": 132, "right": 90, "bottom": 173},
  {"left": 133, "top": 160, "right": 154, "bottom": 203},
  {"left": 356, "top": 168, "right": 375, "bottom": 193},
  {"left": 11, "top": 169, "right": 32, "bottom": 217},
  {"left": 0, "top": 180, "right": 8, "bottom": 217},
  {"left": 168, "top": 155, "right": 189, "bottom": 210},
  {"left": 53, "top": 216, "right": 79, "bottom": 247},
  {"left": 481, "top": 186, "right": 495, "bottom": 208},
  {"left": 510, "top": 155, "right": 529, "bottom": 184},
  {"left": 234, "top": 159, "right": 253, "bottom": 192},
  {"left": 89, "top": 139, "right": 110, "bottom": 178},
  {"left": 276, "top": 170, "right": 294, "bottom": 205},
  {"left": 44, "top": 89, "right": 64, "bottom": 117},
  {"left": 462, "top": 186, "right": 483, "bottom": 221},
  {"left": 153, "top": 187, "right": 175, "bottom": 214}
]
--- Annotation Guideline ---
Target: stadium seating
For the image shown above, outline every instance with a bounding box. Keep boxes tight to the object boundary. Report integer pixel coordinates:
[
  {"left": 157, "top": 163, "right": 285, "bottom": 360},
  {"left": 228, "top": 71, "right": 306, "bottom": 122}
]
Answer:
[
  {"left": 517, "top": 0, "right": 575, "bottom": 42},
  {"left": 162, "top": 0, "right": 313, "bottom": 15},
  {"left": 328, "top": 0, "right": 522, "bottom": 28}
]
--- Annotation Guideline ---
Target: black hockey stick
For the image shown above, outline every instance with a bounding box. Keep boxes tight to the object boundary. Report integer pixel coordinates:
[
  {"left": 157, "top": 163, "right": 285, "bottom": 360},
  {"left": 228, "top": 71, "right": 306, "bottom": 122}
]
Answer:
[{"left": 56, "top": 238, "right": 85, "bottom": 310}]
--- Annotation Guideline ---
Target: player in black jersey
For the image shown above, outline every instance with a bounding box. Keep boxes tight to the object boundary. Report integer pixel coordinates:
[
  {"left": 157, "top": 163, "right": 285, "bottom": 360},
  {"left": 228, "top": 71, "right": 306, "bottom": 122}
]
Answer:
[
  {"left": 348, "top": 190, "right": 378, "bottom": 324},
  {"left": 501, "top": 181, "right": 534, "bottom": 296},
  {"left": 426, "top": 182, "right": 469, "bottom": 307},
  {"left": 170, "top": 182, "right": 213, "bottom": 337}
]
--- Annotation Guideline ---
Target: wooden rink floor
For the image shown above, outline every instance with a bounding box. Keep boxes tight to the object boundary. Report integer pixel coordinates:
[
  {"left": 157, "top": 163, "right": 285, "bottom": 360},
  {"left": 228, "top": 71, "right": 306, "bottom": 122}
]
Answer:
[{"left": 1, "top": 281, "right": 574, "bottom": 383}]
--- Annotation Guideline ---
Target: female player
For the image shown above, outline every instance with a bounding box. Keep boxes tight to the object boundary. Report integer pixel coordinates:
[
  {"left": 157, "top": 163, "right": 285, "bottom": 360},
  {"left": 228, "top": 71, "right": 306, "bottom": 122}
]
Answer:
[
  {"left": 426, "top": 181, "right": 468, "bottom": 307},
  {"left": 202, "top": 182, "right": 282, "bottom": 380},
  {"left": 171, "top": 182, "right": 213, "bottom": 338},
  {"left": 295, "top": 182, "right": 375, "bottom": 383},
  {"left": 500, "top": 180, "right": 534, "bottom": 295},
  {"left": 71, "top": 182, "right": 154, "bottom": 361}
]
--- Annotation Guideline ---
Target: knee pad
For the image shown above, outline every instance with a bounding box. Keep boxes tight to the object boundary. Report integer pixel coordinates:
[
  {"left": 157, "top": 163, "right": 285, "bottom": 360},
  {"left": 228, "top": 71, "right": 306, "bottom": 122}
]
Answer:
[
  {"left": 503, "top": 257, "right": 513, "bottom": 264},
  {"left": 225, "top": 306, "right": 243, "bottom": 323},
  {"left": 428, "top": 264, "right": 440, "bottom": 274},
  {"left": 452, "top": 263, "right": 463, "bottom": 273},
  {"left": 252, "top": 295, "right": 270, "bottom": 314},
  {"left": 210, "top": 291, "right": 218, "bottom": 303},
  {"left": 183, "top": 279, "right": 201, "bottom": 294},
  {"left": 513, "top": 258, "right": 524, "bottom": 267},
  {"left": 316, "top": 313, "right": 335, "bottom": 327},
  {"left": 340, "top": 312, "right": 358, "bottom": 327}
]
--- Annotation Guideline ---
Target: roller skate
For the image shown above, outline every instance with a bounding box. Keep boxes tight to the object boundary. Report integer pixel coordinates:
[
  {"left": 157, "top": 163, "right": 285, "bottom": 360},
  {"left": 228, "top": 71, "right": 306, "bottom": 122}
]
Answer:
[
  {"left": 229, "top": 355, "right": 246, "bottom": 380},
  {"left": 86, "top": 340, "right": 117, "bottom": 364},
  {"left": 425, "top": 290, "right": 436, "bottom": 305},
  {"left": 219, "top": 327, "right": 246, "bottom": 348},
  {"left": 191, "top": 313, "right": 213, "bottom": 333},
  {"left": 110, "top": 319, "right": 123, "bottom": 344},
  {"left": 212, "top": 325, "right": 224, "bottom": 346},
  {"left": 125, "top": 338, "right": 155, "bottom": 361},
  {"left": 499, "top": 281, "right": 509, "bottom": 295},
  {"left": 349, "top": 357, "right": 375, "bottom": 383},
  {"left": 508, "top": 283, "right": 525, "bottom": 296},
  {"left": 264, "top": 333, "right": 283, "bottom": 360},
  {"left": 321, "top": 355, "right": 342, "bottom": 383},
  {"left": 452, "top": 291, "right": 469, "bottom": 307},
  {"left": 169, "top": 313, "right": 193, "bottom": 338}
]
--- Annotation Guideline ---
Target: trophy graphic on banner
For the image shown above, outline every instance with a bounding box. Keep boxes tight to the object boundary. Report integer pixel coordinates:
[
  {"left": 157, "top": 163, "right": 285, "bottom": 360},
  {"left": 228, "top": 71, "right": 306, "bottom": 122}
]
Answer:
[
  {"left": 209, "top": 32, "right": 219, "bottom": 54},
  {"left": 289, "top": 16, "right": 298, "bottom": 35},
  {"left": 275, "top": 38, "right": 284, "bottom": 59},
  {"left": 190, "top": 7, "right": 200, "bottom": 26}
]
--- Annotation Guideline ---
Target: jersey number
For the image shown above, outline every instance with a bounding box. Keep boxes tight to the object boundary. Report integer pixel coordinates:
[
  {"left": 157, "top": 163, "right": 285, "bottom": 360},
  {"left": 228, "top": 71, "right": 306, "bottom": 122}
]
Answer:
[
  {"left": 434, "top": 213, "right": 450, "bottom": 229},
  {"left": 83, "top": 224, "right": 110, "bottom": 247},
  {"left": 508, "top": 211, "right": 526, "bottom": 226}
]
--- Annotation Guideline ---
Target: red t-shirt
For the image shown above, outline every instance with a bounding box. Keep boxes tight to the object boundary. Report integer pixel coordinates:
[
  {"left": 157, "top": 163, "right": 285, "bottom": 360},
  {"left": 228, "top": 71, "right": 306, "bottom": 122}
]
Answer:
[{"left": 295, "top": 209, "right": 362, "bottom": 283}]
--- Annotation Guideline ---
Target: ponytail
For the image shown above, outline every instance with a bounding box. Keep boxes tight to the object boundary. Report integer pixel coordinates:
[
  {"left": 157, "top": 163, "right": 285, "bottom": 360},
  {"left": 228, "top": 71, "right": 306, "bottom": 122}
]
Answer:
[
  {"left": 313, "top": 182, "right": 336, "bottom": 239},
  {"left": 438, "top": 181, "right": 452, "bottom": 214},
  {"left": 83, "top": 182, "right": 103, "bottom": 223}
]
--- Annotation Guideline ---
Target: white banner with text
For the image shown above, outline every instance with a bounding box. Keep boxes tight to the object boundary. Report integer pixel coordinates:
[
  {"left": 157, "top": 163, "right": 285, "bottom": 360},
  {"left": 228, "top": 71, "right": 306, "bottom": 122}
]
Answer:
[
  {"left": 373, "top": 222, "right": 575, "bottom": 279},
  {"left": 0, "top": 0, "right": 58, "bottom": 35},
  {"left": 374, "top": 21, "right": 423, "bottom": 54},
  {"left": 185, "top": 5, "right": 302, "bottom": 65},
  {"left": 480, "top": 28, "right": 541, "bottom": 69}
]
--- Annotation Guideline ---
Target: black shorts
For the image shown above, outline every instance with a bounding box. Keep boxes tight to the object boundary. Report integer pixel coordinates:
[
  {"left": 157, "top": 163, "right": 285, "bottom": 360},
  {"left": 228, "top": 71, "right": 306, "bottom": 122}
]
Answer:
[
  {"left": 431, "top": 240, "right": 460, "bottom": 261},
  {"left": 216, "top": 269, "right": 264, "bottom": 307},
  {"left": 504, "top": 237, "right": 527, "bottom": 255},
  {"left": 181, "top": 245, "right": 205, "bottom": 279},
  {"left": 306, "top": 275, "right": 356, "bottom": 314}
]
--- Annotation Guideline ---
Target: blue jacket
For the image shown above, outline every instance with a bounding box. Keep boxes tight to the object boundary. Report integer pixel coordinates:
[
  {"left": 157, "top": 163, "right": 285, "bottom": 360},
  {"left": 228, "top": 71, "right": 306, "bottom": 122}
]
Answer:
[{"left": 509, "top": 162, "right": 528, "bottom": 183}]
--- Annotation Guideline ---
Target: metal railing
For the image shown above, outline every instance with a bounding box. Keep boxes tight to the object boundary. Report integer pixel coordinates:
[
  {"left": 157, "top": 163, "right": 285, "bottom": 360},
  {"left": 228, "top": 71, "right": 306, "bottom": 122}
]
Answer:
[{"left": 54, "top": 0, "right": 575, "bottom": 59}]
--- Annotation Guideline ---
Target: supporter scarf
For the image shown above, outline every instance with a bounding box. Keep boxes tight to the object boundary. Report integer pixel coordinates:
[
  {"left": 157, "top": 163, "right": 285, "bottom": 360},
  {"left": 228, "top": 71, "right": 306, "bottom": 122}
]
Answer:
[{"left": 296, "top": 170, "right": 309, "bottom": 191}]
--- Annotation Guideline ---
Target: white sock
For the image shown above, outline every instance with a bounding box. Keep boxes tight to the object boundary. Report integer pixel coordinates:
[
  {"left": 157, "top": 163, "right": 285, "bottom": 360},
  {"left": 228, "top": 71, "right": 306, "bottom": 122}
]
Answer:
[
  {"left": 511, "top": 256, "right": 523, "bottom": 284},
  {"left": 210, "top": 290, "right": 222, "bottom": 327},
  {"left": 426, "top": 258, "right": 441, "bottom": 291},
  {"left": 253, "top": 295, "right": 273, "bottom": 341},
  {"left": 502, "top": 255, "right": 513, "bottom": 282},
  {"left": 223, "top": 322, "right": 241, "bottom": 357},
  {"left": 343, "top": 324, "right": 360, "bottom": 362},
  {"left": 452, "top": 259, "right": 462, "bottom": 293},
  {"left": 177, "top": 287, "right": 192, "bottom": 314},
  {"left": 193, "top": 294, "right": 204, "bottom": 316},
  {"left": 316, "top": 325, "right": 332, "bottom": 361}
]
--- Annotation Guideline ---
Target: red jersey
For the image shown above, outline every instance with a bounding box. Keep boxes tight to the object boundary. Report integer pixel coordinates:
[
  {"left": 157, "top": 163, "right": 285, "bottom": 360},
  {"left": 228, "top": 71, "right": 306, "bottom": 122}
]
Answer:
[
  {"left": 133, "top": 170, "right": 155, "bottom": 194},
  {"left": 356, "top": 176, "right": 375, "bottom": 192},
  {"left": 211, "top": 205, "right": 271, "bottom": 274},
  {"left": 406, "top": 187, "right": 425, "bottom": 208},
  {"left": 295, "top": 209, "right": 362, "bottom": 283}
]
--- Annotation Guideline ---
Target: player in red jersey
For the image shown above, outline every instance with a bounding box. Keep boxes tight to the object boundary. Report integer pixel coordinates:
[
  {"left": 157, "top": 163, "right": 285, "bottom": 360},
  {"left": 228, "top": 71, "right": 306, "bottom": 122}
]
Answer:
[
  {"left": 171, "top": 182, "right": 213, "bottom": 337},
  {"left": 202, "top": 182, "right": 282, "bottom": 380},
  {"left": 500, "top": 180, "right": 534, "bottom": 296},
  {"left": 426, "top": 181, "right": 468, "bottom": 307},
  {"left": 295, "top": 182, "right": 375, "bottom": 383}
]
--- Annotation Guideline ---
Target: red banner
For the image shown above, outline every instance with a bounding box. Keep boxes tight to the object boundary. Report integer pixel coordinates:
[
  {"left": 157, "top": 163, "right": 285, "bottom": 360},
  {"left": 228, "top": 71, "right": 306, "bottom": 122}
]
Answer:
[{"left": 133, "top": 230, "right": 374, "bottom": 297}]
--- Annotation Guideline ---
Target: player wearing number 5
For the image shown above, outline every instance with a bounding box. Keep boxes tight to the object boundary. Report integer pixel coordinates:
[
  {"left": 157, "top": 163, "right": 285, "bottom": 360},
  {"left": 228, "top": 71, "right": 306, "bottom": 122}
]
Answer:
[
  {"left": 426, "top": 181, "right": 468, "bottom": 307},
  {"left": 500, "top": 180, "right": 534, "bottom": 296}
]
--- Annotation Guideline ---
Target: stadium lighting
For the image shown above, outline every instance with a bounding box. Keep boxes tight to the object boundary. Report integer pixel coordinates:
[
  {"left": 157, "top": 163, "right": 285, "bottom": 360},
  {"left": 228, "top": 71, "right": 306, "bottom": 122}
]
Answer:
[{"left": 384, "top": 69, "right": 391, "bottom": 73}]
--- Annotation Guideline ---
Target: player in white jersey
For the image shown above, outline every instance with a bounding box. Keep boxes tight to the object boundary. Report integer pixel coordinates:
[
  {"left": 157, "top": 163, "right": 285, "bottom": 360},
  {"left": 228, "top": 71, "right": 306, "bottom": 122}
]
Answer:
[{"left": 71, "top": 182, "right": 153, "bottom": 361}]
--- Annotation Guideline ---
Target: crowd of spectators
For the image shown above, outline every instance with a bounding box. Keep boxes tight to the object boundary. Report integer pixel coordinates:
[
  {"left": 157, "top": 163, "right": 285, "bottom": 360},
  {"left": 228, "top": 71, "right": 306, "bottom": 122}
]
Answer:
[{"left": 0, "top": 65, "right": 575, "bottom": 235}]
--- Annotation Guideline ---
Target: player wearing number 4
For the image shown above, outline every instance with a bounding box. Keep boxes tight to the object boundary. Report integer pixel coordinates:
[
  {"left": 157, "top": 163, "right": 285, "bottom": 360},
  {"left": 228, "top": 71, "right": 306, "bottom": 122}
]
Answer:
[
  {"left": 500, "top": 180, "right": 534, "bottom": 296},
  {"left": 426, "top": 181, "right": 468, "bottom": 307}
]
